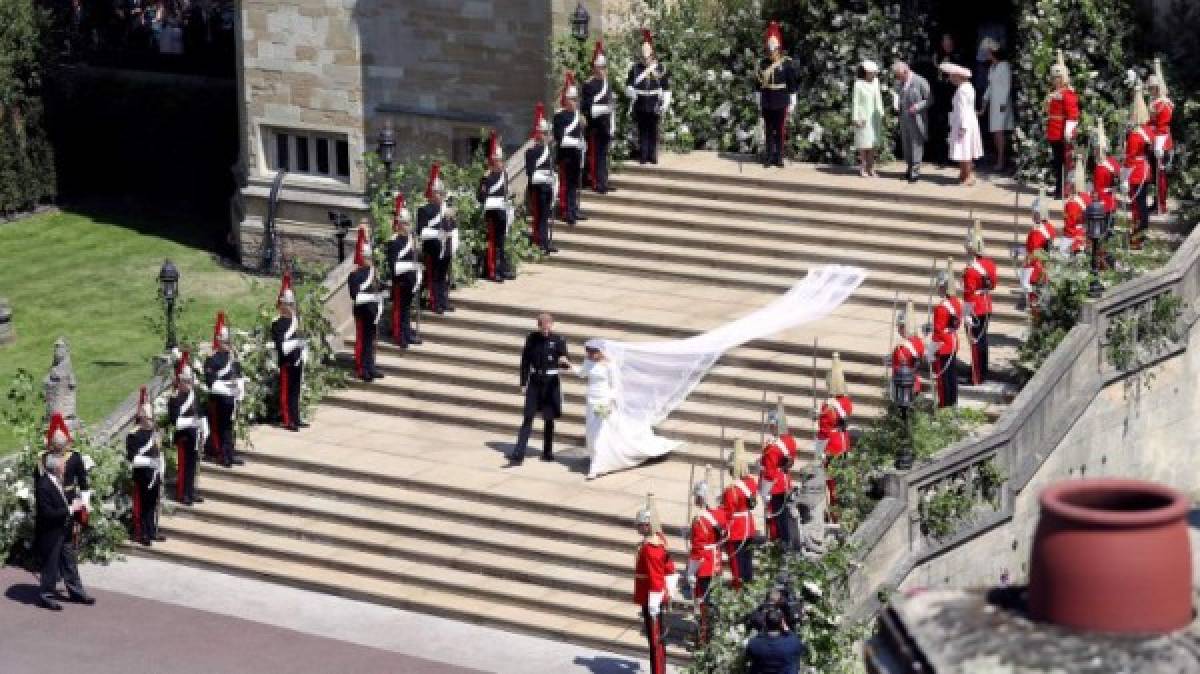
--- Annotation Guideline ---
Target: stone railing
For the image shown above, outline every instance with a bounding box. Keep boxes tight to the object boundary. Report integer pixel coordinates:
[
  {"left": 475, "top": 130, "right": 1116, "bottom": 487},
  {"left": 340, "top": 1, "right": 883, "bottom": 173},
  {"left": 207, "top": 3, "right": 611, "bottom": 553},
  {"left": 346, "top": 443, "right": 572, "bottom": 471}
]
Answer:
[{"left": 848, "top": 223, "right": 1200, "bottom": 619}]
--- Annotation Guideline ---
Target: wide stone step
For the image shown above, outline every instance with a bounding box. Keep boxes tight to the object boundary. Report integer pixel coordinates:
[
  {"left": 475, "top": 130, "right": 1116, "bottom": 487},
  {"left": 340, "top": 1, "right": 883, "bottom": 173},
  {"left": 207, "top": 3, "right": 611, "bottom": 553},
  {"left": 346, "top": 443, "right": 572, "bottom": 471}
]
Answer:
[
  {"left": 343, "top": 347, "right": 1004, "bottom": 421},
  {"left": 170, "top": 487, "right": 633, "bottom": 600},
  {"left": 616, "top": 159, "right": 1051, "bottom": 218},
  {"left": 426, "top": 299, "right": 1026, "bottom": 372},
  {"left": 542, "top": 247, "right": 1029, "bottom": 325},
  {"left": 134, "top": 533, "right": 691, "bottom": 662},
  {"left": 203, "top": 455, "right": 670, "bottom": 551},
  {"left": 553, "top": 227, "right": 1021, "bottom": 296},
  {"left": 606, "top": 172, "right": 1036, "bottom": 231},
  {"left": 573, "top": 206, "right": 1026, "bottom": 281}
]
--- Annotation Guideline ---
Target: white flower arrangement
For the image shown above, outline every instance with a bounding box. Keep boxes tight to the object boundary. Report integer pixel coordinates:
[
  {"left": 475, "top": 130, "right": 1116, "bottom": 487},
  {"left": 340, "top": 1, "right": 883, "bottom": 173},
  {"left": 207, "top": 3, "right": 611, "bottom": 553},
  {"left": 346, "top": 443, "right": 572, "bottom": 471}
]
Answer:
[
  {"left": 13, "top": 480, "right": 32, "bottom": 502},
  {"left": 591, "top": 403, "right": 612, "bottom": 420}
]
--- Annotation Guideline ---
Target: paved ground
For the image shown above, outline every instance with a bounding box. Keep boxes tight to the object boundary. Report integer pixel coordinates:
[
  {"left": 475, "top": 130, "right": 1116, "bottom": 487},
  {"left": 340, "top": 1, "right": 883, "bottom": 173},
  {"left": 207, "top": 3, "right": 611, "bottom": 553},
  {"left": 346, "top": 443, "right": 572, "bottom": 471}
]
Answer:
[{"left": 1, "top": 558, "right": 670, "bottom": 674}]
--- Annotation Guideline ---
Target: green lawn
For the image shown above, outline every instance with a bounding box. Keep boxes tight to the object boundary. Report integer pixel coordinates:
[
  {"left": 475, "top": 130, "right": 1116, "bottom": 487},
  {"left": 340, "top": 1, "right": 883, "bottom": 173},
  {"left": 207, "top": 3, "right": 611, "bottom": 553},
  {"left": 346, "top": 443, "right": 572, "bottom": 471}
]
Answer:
[{"left": 0, "top": 209, "right": 270, "bottom": 452}]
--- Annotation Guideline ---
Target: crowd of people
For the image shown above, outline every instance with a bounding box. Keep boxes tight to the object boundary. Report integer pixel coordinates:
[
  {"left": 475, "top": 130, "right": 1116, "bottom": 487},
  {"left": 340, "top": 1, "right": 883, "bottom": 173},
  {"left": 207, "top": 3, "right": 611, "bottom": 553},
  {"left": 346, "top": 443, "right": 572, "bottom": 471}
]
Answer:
[{"left": 49, "top": 0, "right": 235, "bottom": 69}]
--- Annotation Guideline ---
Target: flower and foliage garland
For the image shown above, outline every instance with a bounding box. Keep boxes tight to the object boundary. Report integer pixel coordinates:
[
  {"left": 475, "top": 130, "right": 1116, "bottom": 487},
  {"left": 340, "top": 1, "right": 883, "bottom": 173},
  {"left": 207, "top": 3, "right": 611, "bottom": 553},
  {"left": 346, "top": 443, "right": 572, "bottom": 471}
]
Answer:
[
  {"left": 1010, "top": 0, "right": 1137, "bottom": 184},
  {"left": 363, "top": 150, "right": 542, "bottom": 287},
  {"left": 551, "top": 0, "right": 924, "bottom": 164},
  {"left": 684, "top": 542, "right": 870, "bottom": 673},
  {"left": 1, "top": 371, "right": 128, "bottom": 565}
]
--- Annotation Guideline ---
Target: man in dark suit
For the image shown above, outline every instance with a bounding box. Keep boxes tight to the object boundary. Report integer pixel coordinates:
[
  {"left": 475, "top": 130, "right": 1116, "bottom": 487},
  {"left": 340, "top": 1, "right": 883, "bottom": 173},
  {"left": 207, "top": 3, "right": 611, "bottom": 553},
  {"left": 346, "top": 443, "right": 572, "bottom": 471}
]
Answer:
[
  {"left": 35, "top": 451, "right": 94, "bottom": 611},
  {"left": 745, "top": 608, "right": 805, "bottom": 674},
  {"left": 509, "top": 312, "right": 568, "bottom": 465}
]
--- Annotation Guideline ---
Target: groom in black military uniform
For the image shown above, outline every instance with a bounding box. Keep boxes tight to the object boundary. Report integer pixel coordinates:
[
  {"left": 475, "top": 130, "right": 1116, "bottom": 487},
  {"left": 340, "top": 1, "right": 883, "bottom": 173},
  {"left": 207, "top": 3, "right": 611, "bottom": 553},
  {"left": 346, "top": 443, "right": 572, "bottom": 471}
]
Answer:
[{"left": 509, "top": 313, "right": 569, "bottom": 465}]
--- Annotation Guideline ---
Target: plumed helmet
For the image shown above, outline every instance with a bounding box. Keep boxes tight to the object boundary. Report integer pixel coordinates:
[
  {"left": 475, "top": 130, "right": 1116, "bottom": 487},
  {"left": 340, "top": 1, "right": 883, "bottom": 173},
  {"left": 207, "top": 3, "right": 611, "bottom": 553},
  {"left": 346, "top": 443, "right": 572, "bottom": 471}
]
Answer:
[
  {"left": 636, "top": 492, "right": 664, "bottom": 536},
  {"left": 728, "top": 438, "right": 748, "bottom": 479},
  {"left": 136, "top": 385, "right": 154, "bottom": 422},
  {"left": 353, "top": 225, "right": 371, "bottom": 267},
  {"left": 771, "top": 395, "right": 789, "bottom": 435},
  {"left": 560, "top": 70, "right": 579, "bottom": 107},
  {"left": 641, "top": 29, "right": 654, "bottom": 61},
  {"left": 45, "top": 412, "right": 72, "bottom": 449},
  {"left": 1130, "top": 83, "right": 1150, "bottom": 126},
  {"left": 212, "top": 311, "right": 229, "bottom": 349},
  {"left": 487, "top": 129, "right": 503, "bottom": 162},
  {"left": 175, "top": 350, "right": 195, "bottom": 385},
  {"left": 898, "top": 300, "right": 915, "bottom": 332},
  {"left": 530, "top": 102, "right": 550, "bottom": 140},
  {"left": 1072, "top": 154, "right": 1088, "bottom": 195},
  {"left": 1146, "top": 58, "right": 1168, "bottom": 97},
  {"left": 765, "top": 20, "right": 783, "bottom": 52},
  {"left": 1032, "top": 185, "right": 1049, "bottom": 222},
  {"left": 827, "top": 352, "right": 847, "bottom": 397},
  {"left": 1092, "top": 121, "right": 1110, "bottom": 154},
  {"left": 425, "top": 162, "right": 446, "bottom": 200},
  {"left": 592, "top": 39, "right": 607, "bottom": 68},
  {"left": 965, "top": 219, "right": 985, "bottom": 255},
  {"left": 941, "top": 256, "right": 958, "bottom": 295},
  {"left": 393, "top": 193, "right": 410, "bottom": 226},
  {"left": 278, "top": 271, "right": 296, "bottom": 305},
  {"left": 692, "top": 475, "right": 710, "bottom": 504},
  {"left": 1050, "top": 49, "right": 1069, "bottom": 81}
]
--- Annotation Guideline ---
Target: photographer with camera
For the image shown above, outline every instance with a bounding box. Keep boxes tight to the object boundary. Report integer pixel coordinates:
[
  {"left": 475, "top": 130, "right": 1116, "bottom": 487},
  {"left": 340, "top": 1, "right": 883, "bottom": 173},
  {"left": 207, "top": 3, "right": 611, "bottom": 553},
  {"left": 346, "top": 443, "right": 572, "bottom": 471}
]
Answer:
[{"left": 744, "top": 606, "right": 806, "bottom": 674}]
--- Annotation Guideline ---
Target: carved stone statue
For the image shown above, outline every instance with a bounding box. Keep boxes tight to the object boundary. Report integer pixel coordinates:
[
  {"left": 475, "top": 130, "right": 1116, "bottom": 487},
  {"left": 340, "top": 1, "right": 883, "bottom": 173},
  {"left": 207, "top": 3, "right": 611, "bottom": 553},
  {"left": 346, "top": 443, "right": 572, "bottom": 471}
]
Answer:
[
  {"left": 44, "top": 337, "right": 79, "bottom": 431},
  {"left": 0, "top": 297, "right": 13, "bottom": 345}
]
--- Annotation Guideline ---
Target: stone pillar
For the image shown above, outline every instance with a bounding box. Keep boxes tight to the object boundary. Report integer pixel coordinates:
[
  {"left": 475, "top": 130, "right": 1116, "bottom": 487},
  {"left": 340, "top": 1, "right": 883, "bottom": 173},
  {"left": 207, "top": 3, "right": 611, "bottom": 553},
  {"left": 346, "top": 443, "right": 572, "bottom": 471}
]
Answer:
[
  {"left": 0, "top": 298, "right": 13, "bottom": 345},
  {"left": 44, "top": 337, "right": 80, "bottom": 432}
]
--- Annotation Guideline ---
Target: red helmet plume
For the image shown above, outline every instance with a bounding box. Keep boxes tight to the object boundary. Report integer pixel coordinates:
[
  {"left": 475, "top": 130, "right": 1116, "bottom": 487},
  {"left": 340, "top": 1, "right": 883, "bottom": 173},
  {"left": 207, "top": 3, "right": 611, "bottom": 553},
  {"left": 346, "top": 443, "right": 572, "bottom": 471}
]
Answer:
[
  {"left": 487, "top": 129, "right": 503, "bottom": 162},
  {"left": 592, "top": 40, "right": 607, "bottom": 67},
  {"left": 765, "top": 21, "right": 783, "bottom": 51},
  {"left": 530, "top": 102, "right": 549, "bottom": 140},
  {"left": 212, "top": 311, "right": 228, "bottom": 349},
  {"left": 45, "top": 412, "right": 72, "bottom": 448},
  {"left": 559, "top": 70, "right": 578, "bottom": 108},
  {"left": 353, "top": 225, "right": 370, "bottom": 266},
  {"left": 175, "top": 350, "right": 194, "bottom": 385},
  {"left": 278, "top": 271, "right": 295, "bottom": 305},
  {"left": 392, "top": 192, "right": 409, "bottom": 228},
  {"left": 425, "top": 162, "right": 444, "bottom": 200}
]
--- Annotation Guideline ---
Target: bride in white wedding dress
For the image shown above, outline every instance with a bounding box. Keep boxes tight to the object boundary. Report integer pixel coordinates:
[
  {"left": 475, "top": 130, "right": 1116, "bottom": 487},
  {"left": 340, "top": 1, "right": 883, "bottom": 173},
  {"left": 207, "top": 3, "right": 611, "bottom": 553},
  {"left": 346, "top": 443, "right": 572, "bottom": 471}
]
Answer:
[{"left": 567, "top": 265, "right": 867, "bottom": 480}]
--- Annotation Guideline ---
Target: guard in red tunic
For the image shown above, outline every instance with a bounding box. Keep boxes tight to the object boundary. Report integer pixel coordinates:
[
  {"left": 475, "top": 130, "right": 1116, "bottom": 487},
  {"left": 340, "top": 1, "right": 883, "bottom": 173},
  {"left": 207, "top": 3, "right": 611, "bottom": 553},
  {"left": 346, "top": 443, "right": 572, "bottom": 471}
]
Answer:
[
  {"left": 759, "top": 399, "right": 797, "bottom": 547},
  {"left": 1022, "top": 193, "right": 1054, "bottom": 319},
  {"left": 816, "top": 353, "right": 852, "bottom": 512},
  {"left": 581, "top": 40, "right": 615, "bottom": 193},
  {"left": 1092, "top": 124, "right": 1121, "bottom": 218},
  {"left": 348, "top": 224, "right": 384, "bottom": 382},
  {"left": 891, "top": 300, "right": 929, "bottom": 396},
  {"left": 1046, "top": 50, "right": 1080, "bottom": 199},
  {"left": 962, "top": 224, "right": 998, "bottom": 385},
  {"left": 931, "top": 264, "right": 963, "bottom": 408},
  {"left": 524, "top": 103, "right": 557, "bottom": 253},
  {"left": 633, "top": 495, "right": 676, "bottom": 674},
  {"left": 1123, "top": 85, "right": 1153, "bottom": 250},
  {"left": 1146, "top": 59, "right": 1174, "bottom": 216},
  {"left": 1062, "top": 157, "right": 1091, "bottom": 255},
  {"left": 477, "top": 130, "right": 514, "bottom": 282},
  {"left": 1026, "top": 187, "right": 1057, "bottom": 254},
  {"left": 386, "top": 194, "right": 422, "bottom": 348},
  {"left": 686, "top": 475, "right": 726, "bottom": 644},
  {"left": 553, "top": 71, "right": 586, "bottom": 225},
  {"left": 720, "top": 438, "right": 757, "bottom": 589}
]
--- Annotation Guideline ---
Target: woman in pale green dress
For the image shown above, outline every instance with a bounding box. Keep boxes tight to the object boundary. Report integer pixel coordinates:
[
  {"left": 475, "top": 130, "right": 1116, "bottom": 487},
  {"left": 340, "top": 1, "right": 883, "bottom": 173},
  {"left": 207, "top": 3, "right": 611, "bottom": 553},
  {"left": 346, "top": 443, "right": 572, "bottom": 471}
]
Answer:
[{"left": 852, "top": 60, "right": 885, "bottom": 177}]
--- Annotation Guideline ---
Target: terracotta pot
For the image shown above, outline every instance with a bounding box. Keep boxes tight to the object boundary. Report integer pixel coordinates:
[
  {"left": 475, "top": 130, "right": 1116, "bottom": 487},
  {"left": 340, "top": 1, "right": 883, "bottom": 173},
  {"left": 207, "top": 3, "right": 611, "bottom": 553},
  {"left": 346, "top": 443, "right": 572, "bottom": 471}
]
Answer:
[{"left": 1028, "top": 478, "right": 1193, "bottom": 634}]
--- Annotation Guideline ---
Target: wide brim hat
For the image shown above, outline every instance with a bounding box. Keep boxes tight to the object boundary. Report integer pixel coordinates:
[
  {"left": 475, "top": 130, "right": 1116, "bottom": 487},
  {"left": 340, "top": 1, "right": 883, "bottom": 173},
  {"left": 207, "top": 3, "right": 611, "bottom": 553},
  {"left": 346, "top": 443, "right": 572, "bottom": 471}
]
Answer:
[
  {"left": 861, "top": 60, "right": 879, "bottom": 73},
  {"left": 939, "top": 62, "right": 971, "bottom": 79}
]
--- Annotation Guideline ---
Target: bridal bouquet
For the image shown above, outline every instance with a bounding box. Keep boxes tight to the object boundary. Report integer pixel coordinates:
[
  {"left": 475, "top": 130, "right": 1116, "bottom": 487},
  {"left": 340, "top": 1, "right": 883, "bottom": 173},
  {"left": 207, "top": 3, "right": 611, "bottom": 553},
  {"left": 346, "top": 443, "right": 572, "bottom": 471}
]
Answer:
[{"left": 591, "top": 402, "right": 612, "bottom": 420}]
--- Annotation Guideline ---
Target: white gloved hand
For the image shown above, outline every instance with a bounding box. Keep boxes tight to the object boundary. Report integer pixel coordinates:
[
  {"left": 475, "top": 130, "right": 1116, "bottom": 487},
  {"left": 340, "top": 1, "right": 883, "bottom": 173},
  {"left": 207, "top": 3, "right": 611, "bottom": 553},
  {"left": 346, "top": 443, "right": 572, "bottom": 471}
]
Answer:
[
  {"left": 625, "top": 85, "right": 636, "bottom": 100},
  {"left": 755, "top": 91, "right": 762, "bottom": 108},
  {"left": 647, "top": 590, "right": 664, "bottom": 616},
  {"left": 789, "top": 93, "right": 797, "bottom": 110},
  {"left": 1155, "top": 146, "right": 1164, "bottom": 159}
]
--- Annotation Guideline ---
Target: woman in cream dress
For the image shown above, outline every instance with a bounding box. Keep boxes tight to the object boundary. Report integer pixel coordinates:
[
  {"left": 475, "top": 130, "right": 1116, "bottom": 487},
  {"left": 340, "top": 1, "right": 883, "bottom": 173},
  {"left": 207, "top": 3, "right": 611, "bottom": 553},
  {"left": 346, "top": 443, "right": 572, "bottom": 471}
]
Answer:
[
  {"left": 851, "top": 60, "right": 885, "bottom": 177},
  {"left": 571, "top": 339, "right": 615, "bottom": 479},
  {"left": 941, "top": 62, "right": 983, "bottom": 186},
  {"left": 980, "top": 40, "right": 1014, "bottom": 171}
]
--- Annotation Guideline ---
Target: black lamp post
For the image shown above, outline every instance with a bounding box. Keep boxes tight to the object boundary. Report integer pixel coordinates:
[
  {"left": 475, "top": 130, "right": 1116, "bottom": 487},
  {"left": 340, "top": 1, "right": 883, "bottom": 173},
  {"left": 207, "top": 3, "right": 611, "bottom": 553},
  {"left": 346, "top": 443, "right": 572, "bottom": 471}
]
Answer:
[
  {"left": 328, "top": 211, "right": 353, "bottom": 263},
  {"left": 377, "top": 120, "right": 396, "bottom": 177},
  {"left": 1085, "top": 200, "right": 1109, "bottom": 298},
  {"left": 157, "top": 259, "right": 180, "bottom": 351},
  {"left": 892, "top": 364, "right": 916, "bottom": 470},
  {"left": 570, "top": 2, "right": 590, "bottom": 41}
]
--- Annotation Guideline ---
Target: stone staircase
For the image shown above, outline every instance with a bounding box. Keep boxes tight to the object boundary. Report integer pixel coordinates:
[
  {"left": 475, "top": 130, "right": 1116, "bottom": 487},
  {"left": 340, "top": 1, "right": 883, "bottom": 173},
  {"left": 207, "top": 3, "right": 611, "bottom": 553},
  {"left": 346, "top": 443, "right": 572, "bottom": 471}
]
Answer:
[{"left": 138, "top": 155, "right": 1039, "bottom": 664}]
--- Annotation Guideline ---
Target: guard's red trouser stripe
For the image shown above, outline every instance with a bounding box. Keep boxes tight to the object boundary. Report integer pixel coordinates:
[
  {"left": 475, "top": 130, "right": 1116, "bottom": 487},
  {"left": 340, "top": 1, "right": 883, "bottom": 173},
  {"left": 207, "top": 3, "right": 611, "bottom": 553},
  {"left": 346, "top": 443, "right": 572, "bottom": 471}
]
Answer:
[
  {"left": 175, "top": 439, "right": 186, "bottom": 502},
  {"left": 486, "top": 217, "right": 497, "bottom": 279},
  {"left": 354, "top": 319, "right": 364, "bottom": 377},
  {"left": 132, "top": 486, "right": 143, "bottom": 540},
  {"left": 530, "top": 198, "right": 541, "bottom": 246},
  {"left": 425, "top": 259, "right": 436, "bottom": 311},
  {"left": 587, "top": 132, "right": 597, "bottom": 187},
  {"left": 557, "top": 162, "right": 568, "bottom": 218},
  {"left": 280, "top": 368, "right": 291, "bottom": 427},
  {"left": 391, "top": 284, "right": 402, "bottom": 344}
]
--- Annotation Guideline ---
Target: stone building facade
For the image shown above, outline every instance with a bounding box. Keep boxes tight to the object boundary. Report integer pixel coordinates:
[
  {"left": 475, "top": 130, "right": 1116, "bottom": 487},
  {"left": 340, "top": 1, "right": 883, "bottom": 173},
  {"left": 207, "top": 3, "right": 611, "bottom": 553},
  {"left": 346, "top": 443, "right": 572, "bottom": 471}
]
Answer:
[{"left": 232, "top": 0, "right": 628, "bottom": 266}]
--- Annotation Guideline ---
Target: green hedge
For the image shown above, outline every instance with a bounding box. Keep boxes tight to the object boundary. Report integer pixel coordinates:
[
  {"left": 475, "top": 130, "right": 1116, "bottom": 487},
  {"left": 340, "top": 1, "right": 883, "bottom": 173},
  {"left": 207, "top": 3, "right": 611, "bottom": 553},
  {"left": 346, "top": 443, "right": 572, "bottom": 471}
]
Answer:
[{"left": 0, "top": 0, "right": 55, "bottom": 213}]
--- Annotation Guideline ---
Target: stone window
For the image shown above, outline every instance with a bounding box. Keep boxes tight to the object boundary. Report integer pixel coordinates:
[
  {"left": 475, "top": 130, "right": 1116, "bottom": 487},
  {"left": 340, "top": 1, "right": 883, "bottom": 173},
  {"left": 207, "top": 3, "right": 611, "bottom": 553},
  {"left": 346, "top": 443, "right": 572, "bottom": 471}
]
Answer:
[{"left": 266, "top": 127, "right": 351, "bottom": 182}]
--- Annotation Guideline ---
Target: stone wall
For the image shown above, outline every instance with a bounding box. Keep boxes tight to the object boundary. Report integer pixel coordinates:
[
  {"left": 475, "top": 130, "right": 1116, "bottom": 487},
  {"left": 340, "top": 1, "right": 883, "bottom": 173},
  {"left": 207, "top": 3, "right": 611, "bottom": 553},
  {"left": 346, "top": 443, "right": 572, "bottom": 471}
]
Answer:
[{"left": 901, "top": 326, "right": 1200, "bottom": 591}]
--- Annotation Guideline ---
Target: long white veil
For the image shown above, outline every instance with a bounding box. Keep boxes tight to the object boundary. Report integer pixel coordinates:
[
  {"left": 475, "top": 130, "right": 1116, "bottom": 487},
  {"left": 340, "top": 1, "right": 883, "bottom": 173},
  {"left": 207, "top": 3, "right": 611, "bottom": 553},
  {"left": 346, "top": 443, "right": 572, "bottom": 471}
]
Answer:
[{"left": 589, "top": 265, "right": 867, "bottom": 478}]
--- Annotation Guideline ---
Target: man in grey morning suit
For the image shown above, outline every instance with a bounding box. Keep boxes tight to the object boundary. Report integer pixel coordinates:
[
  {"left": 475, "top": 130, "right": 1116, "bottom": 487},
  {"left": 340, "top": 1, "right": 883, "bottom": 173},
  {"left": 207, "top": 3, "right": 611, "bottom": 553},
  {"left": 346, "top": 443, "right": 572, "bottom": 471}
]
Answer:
[{"left": 893, "top": 61, "right": 932, "bottom": 183}]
